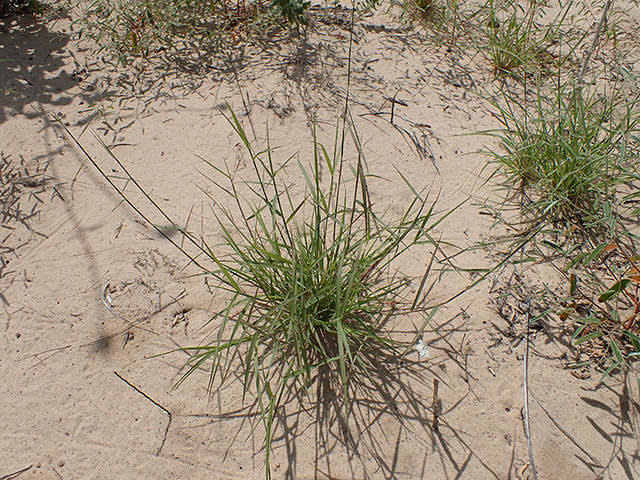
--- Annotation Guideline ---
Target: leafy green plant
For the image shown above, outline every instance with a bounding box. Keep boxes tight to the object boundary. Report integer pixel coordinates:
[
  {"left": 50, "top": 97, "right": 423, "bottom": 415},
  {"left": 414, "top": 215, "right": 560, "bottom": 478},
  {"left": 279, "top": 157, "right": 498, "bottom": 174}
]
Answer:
[
  {"left": 483, "top": 76, "right": 640, "bottom": 236},
  {"left": 488, "top": 230, "right": 640, "bottom": 383},
  {"left": 558, "top": 242, "right": 640, "bottom": 380},
  {"left": 271, "top": 0, "right": 309, "bottom": 29}
]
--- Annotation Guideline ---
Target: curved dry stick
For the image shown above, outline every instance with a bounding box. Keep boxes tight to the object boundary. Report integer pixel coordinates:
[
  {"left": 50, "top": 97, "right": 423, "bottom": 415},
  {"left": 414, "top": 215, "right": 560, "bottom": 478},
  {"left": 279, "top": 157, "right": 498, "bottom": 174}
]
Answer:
[
  {"left": 523, "top": 300, "right": 539, "bottom": 480},
  {"left": 578, "top": 0, "right": 613, "bottom": 83}
]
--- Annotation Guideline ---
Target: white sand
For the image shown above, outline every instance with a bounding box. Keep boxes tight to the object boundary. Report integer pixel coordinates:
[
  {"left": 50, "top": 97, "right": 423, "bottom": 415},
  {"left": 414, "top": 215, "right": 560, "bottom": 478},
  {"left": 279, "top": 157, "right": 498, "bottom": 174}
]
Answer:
[{"left": 2, "top": 4, "right": 639, "bottom": 479}]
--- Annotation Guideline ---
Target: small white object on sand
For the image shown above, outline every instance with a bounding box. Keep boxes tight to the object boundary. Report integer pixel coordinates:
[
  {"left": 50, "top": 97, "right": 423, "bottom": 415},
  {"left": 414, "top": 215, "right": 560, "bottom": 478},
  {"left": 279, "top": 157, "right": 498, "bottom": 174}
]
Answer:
[{"left": 414, "top": 339, "right": 429, "bottom": 359}]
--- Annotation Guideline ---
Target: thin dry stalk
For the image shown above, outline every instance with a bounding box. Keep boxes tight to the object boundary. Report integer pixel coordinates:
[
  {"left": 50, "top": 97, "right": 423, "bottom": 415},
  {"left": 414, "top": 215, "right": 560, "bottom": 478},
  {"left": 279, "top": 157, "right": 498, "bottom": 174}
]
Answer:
[
  {"left": 578, "top": 0, "right": 612, "bottom": 83},
  {"left": 431, "top": 377, "right": 440, "bottom": 431},
  {"left": 523, "top": 300, "right": 539, "bottom": 480}
]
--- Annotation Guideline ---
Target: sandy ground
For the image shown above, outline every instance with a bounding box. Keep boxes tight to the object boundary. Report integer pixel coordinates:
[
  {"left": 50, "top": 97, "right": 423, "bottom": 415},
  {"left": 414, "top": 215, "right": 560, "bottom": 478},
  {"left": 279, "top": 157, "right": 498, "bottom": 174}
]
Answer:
[{"left": 2, "top": 3, "right": 640, "bottom": 479}]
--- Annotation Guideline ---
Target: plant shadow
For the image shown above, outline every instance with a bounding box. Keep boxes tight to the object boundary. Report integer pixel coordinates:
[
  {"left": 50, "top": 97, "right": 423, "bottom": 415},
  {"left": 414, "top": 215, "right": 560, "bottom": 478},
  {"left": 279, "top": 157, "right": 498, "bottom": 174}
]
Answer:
[
  {"left": 577, "top": 374, "right": 640, "bottom": 479},
  {"left": 0, "top": 11, "right": 110, "bottom": 125},
  {"left": 234, "top": 309, "right": 503, "bottom": 480}
]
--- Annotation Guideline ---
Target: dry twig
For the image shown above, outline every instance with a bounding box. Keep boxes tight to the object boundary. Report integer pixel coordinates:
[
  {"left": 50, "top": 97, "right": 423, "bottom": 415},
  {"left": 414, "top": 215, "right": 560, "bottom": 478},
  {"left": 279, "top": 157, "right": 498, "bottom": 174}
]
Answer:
[
  {"left": 431, "top": 377, "right": 440, "bottom": 431},
  {"left": 0, "top": 465, "right": 32, "bottom": 480},
  {"left": 114, "top": 371, "right": 172, "bottom": 456},
  {"left": 523, "top": 300, "right": 539, "bottom": 480},
  {"left": 578, "top": 0, "right": 612, "bottom": 82}
]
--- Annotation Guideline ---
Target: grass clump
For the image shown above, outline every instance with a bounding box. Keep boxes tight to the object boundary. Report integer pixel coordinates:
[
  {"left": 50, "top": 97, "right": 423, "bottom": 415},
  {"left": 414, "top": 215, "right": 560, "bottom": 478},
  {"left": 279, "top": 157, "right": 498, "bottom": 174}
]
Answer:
[
  {"left": 481, "top": 62, "right": 640, "bottom": 384},
  {"left": 485, "top": 77, "right": 640, "bottom": 236},
  {"left": 173, "top": 111, "right": 445, "bottom": 474},
  {"left": 480, "top": 0, "right": 538, "bottom": 77},
  {"left": 479, "top": 0, "right": 580, "bottom": 78},
  {"left": 481, "top": 0, "right": 555, "bottom": 78}
]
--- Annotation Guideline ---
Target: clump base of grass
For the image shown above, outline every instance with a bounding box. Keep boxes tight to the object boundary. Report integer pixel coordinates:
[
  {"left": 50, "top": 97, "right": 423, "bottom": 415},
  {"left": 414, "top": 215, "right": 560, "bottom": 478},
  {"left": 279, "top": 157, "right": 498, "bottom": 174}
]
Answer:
[{"left": 483, "top": 76, "right": 640, "bottom": 239}]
